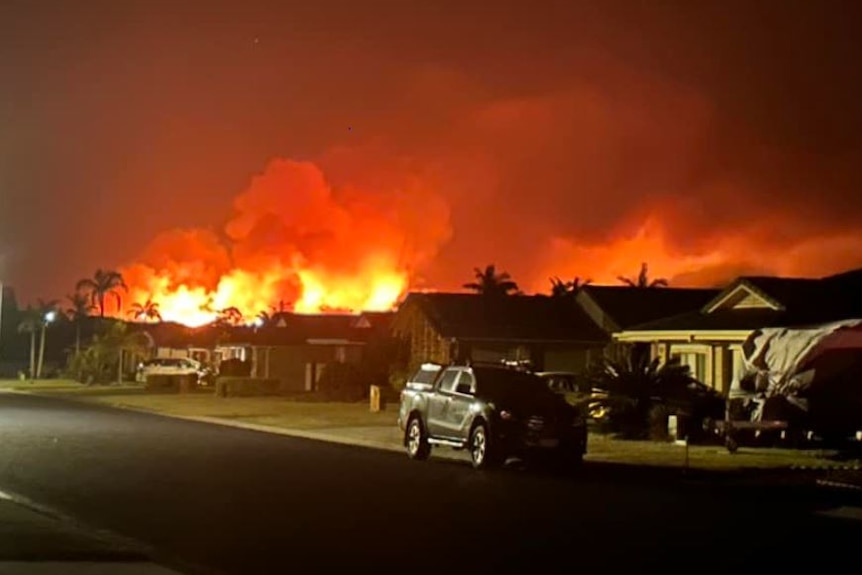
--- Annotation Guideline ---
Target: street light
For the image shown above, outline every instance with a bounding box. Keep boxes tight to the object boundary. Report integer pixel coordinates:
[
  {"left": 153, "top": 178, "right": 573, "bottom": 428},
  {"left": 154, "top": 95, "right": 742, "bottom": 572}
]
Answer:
[{"left": 37, "top": 310, "right": 57, "bottom": 379}]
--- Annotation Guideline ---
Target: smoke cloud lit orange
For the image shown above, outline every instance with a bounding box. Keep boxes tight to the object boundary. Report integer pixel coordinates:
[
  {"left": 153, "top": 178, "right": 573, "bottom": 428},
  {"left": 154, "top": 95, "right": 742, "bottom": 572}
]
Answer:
[
  {"left": 116, "top": 158, "right": 452, "bottom": 326},
  {"left": 94, "top": 63, "right": 862, "bottom": 323}
]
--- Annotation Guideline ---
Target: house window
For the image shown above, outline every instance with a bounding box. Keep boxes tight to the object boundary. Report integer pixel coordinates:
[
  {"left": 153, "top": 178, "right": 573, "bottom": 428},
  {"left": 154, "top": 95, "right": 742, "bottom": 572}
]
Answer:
[{"left": 672, "top": 352, "right": 707, "bottom": 382}]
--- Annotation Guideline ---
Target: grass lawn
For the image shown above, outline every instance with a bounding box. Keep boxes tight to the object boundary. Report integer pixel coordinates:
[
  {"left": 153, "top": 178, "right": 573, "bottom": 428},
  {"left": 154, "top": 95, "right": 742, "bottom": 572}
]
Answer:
[
  {"left": 12, "top": 383, "right": 397, "bottom": 430},
  {"left": 586, "top": 434, "right": 854, "bottom": 470},
  {"left": 0, "top": 378, "right": 143, "bottom": 394}
]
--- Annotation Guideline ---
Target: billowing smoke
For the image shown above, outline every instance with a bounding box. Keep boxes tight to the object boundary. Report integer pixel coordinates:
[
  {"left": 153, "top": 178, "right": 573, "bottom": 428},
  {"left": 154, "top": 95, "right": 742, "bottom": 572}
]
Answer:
[{"left": 120, "top": 157, "right": 452, "bottom": 325}]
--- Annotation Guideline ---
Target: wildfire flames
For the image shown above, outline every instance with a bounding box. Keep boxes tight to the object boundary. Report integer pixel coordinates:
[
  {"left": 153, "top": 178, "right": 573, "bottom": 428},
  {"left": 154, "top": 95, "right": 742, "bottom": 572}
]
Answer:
[{"left": 115, "top": 158, "right": 450, "bottom": 327}]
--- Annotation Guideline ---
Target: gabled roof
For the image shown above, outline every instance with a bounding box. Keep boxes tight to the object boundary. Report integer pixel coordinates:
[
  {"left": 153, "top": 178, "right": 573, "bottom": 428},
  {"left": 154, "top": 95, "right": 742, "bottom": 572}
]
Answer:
[
  {"left": 393, "top": 292, "right": 608, "bottom": 344},
  {"left": 228, "top": 313, "right": 367, "bottom": 346},
  {"left": 702, "top": 276, "right": 821, "bottom": 313},
  {"left": 624, "top": 267, "right": 862, "bottom": 333},
  {"left": 351, "top": 311, "right": 395, "bottom": 330},
  {"left": 577, "top": 285, "right": 720, "bottom": 330}
]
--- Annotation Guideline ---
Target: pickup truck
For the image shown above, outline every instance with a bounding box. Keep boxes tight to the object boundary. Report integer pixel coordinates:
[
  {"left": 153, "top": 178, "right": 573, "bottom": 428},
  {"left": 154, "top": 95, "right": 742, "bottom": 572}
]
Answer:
[{"left": 397, "top": 362, "right": 587, "bottom": 470}]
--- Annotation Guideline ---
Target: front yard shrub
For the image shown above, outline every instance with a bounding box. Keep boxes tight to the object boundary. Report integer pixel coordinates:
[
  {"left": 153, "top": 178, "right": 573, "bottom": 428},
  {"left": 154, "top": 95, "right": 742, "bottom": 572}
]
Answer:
[
  {"left": 215, "top": 377, "right": 284, "bottom": 397},
  {"left": 316, "top": 362, "right": 365, "bottom": 401},
  {"left": 586, "top": 355, "right": 702, "bottom": 440},
  {"left": 145, "top": 373, "right": 198, "bottom": 393}
]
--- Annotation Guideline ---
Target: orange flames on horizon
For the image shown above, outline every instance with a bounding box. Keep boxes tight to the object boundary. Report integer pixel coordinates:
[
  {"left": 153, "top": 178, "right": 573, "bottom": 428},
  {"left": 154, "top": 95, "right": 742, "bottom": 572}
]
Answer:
[
  {"left": 111, "top": 158, "right": 450, "bottom": 327},
  {"left": 106, "top": 154, "right": 862, "bottom": 328}
]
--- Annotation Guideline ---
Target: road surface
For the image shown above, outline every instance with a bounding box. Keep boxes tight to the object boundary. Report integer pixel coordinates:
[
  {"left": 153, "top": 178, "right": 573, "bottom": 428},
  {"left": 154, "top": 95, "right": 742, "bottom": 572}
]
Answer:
[{"left": 0, "top": 392, "right": 859, "bottom": 574}]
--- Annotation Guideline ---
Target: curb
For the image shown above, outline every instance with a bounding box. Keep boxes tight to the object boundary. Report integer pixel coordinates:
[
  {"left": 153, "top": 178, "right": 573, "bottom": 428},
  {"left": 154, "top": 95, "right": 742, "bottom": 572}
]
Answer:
[
  {"left": 792, "top": 465, "right": 862, "bottom": 471},
  {"left": 817, "top": 479, "right": 862, "bottom": 491},
  {"left": 170, "top": 414, "right": 405, "bottom": 454}
]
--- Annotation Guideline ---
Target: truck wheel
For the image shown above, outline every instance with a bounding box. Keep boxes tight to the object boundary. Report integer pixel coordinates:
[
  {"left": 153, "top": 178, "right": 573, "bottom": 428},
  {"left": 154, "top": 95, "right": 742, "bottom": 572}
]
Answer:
[
  {"left": 469, "top": 423, "right": 503, "bottom": 470},
  {"left": 406, "top": 417, "right": 431, "bottom": 461}
]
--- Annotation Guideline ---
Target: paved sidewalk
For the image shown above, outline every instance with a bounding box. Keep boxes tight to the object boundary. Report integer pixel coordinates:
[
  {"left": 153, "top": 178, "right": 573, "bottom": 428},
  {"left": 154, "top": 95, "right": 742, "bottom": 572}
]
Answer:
[{"left": 0, "top": 493, "right": 185, "bottom": 574}]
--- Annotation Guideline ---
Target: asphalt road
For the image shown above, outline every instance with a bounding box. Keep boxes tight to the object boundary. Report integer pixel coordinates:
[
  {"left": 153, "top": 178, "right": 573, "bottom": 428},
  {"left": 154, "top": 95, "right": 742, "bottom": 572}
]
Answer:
[{"left": 0, "top": 392, "right": 859, "bottom": 575}]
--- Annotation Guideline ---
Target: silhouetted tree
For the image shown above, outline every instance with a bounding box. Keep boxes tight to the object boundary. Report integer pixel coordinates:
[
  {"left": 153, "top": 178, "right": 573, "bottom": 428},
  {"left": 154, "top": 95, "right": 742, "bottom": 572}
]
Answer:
[
  {"left": 549, "top": 276, "right": 592, "bottom": 297},
  {"left": 17, "top": 307, "right": 39, "bottom": 379},
  {"left": 128, "top": 298, "right": 162, "bottom": 323},
  {"left": 70, "top": 321, "right": 149, "bottom": 384},
  {"left": 463, "top": 264, "right": 519, "bottom": 296},
  {"left": 65, "top": 292, "right": 95, "bottom": 355},
  {"left": 76, "top": 269, "right": 128, "bottom": 316},
  {"left": 587, "top": 355, "right": 694, "bottom": 438},
  {"left": 215, "top": 306, "right": 244, "bottom": 327},
  {"left": 617, "top": 262, "right": 668, "bottom": 288}
]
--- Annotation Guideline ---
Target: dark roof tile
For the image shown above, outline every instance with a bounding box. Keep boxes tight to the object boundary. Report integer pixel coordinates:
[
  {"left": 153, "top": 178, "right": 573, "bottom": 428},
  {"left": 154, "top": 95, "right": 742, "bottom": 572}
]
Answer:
[
  {"left": 578, "top": 285, "right": 720, "bottom": 329},
  {"left": 396, "top": 292, "right": 608, "bottom": 343}
]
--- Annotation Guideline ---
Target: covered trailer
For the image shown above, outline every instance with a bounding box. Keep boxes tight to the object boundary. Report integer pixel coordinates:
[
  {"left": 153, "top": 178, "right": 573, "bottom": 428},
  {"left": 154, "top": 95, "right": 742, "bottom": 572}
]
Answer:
[{"left": 736, "top": 319, "right": 862, "bottom": 440}]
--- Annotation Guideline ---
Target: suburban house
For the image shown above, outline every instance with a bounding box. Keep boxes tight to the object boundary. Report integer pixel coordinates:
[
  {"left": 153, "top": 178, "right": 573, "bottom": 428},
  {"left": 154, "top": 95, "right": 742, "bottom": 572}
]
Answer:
[
  {"left": 575, "top": 285, "right": 720, "bottom": 362},
  {"left": 216, "top": 312, "right": 389, "bottom": 392},
  {"left": 391, "top": 292, "right": 609, "bottom": 372},
  {"left": 134, "top": 321, "right": 220, "bottom": 365},
  {"left": 612, "top": 268, "right": 862, "bottom": 394}
]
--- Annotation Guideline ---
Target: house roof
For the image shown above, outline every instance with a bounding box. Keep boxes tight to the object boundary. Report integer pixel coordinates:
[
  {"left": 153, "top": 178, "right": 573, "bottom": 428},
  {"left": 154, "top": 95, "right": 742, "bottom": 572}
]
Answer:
[
  {"left": 225, "top": 313, "right": 370, "bottom": 346},
  {"left": 700, "top": 276, "right": 822, "bottom": 313},
  {"left": 351, "top": 311, "right": 395, "bottom": 330},
  {"left": 131, "top": 321, "right": 221, "bottom": 348},
  {"left": 625, "top": 267, "right": 862, "bottom": 333},
  {"left": 578, "top": 285, "right": 721, "bottom": 330},
  {"left": 394, "top": 292, "right": 608, "bottom": 344}
]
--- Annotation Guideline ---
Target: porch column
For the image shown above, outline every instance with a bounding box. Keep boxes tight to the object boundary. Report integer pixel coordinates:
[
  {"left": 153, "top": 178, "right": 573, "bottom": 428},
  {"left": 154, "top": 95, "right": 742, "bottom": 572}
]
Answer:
[
  {"left": 250, "top": 347, "right": 259, "bottom": 378},
  {"left": 264, "top": 347, "right": 271, "bottom": 378},
  {"left": 713, "top": 345, "right": 730, "bottom": 394}
]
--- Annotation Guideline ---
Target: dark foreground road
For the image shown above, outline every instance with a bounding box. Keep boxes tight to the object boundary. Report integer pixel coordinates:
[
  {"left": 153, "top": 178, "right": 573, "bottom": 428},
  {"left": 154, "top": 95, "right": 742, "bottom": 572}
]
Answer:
[{"left": 1, "top": 393, "right": 860, "bottom": 575}]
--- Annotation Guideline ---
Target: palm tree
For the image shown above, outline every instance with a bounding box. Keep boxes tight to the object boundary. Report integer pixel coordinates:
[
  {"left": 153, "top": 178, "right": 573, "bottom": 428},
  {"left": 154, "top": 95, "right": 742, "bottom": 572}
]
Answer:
[
  {"left": 65, "top": 292, "right": 95, "bottom": 355},
  {"left": 586, "top": 355, "right": 695, "bottom": 438},
  {"left": 463, "top": 264, "right": 520, "bottom": 296},
  {"left": 549, "top": 276, "right": 592, "bottom": 297},
  {"left": 128, "top": 298, "right": 162, "bottom": 323},
  {"left": 215, "top": 306, "right": 243, "bottom": 327},
  {"left": 76, "top": 269, "right": 128, "bottom": 317},
  {"left": 256, "top": 310, "right": 272, "bottom": 326},
  {"left": 617, "top": 262, "right": 668, "bottom": 288}
]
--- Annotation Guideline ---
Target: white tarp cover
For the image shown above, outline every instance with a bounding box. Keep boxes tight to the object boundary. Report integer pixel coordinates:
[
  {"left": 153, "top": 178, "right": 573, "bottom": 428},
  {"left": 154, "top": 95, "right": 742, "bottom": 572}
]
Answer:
[{"left": 738, "top": 319, "right": 862, "bottom": 420}]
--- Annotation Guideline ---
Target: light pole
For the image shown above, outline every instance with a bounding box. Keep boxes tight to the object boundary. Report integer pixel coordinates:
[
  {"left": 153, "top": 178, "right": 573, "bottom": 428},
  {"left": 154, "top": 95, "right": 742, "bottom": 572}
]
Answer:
[{"left": 36, "top": 310, "right": 56, "bottom": 379}]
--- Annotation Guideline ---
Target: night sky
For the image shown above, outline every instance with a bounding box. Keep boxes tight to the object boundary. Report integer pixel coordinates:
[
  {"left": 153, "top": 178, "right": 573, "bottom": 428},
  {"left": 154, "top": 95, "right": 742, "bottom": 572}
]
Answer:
[{"left": 2, "top": 0, "right": 861, "bottom": 304}]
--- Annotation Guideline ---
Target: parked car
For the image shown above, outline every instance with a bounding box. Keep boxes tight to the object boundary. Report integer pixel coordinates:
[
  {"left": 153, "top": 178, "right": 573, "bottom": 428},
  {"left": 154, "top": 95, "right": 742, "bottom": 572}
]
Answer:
[
  {"left": 535, "top": 371, "right": 609, "bottom": 420},
  {"left": 398, "top": 362, "right": 587, "bottom": 470},
  {"left": 136, "top": 357, "right": 210, "bottom": 384}
]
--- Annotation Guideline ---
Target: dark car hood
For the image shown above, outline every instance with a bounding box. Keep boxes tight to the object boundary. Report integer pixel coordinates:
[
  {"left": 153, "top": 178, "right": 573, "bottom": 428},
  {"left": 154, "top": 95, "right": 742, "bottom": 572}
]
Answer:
[{"left": 489, "top": 391, "right": 571, "bottom": 419}]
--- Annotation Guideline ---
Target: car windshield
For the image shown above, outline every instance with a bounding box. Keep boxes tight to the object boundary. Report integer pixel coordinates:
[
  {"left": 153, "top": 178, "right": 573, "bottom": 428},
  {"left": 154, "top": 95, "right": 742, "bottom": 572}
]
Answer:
[
  {"left": 474, "top": 368, "right": 551, "bottom": 399},
  {"left": 411, "top": 365, "right": 441, "bottom": 385}
]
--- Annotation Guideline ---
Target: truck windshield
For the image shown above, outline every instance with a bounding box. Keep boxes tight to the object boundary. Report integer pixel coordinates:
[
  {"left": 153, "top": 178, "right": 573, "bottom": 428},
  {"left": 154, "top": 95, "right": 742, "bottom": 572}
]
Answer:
[{"left": 474, "top": 369, "right": 550, "bottom": 399}]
